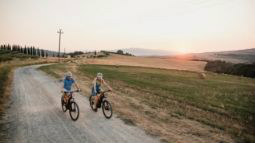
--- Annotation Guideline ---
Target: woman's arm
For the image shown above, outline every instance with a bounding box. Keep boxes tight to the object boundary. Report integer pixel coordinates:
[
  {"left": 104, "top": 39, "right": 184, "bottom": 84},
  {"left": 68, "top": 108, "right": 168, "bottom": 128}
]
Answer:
[
  {"left": 92, "top": 78, "right": 97, "bottom": 93},
  {"left": 103, "top": 80, "right": 112, "bottom": 91}
]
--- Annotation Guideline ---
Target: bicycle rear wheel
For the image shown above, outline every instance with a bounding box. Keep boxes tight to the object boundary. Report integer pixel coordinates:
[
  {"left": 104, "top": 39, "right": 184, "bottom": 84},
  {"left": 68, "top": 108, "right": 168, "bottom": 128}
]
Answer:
[
  {"left": 61, "top": 96, "right": 67, "bottom": 112},
  {"left": 102, "top": 100, "right": 112, "bottom": 119},
  {"left": 89, "top": 96, "right": 96, "bottom": 111},
  {"left": 69, "top": 101, "right": 79, "bottom": 121}
]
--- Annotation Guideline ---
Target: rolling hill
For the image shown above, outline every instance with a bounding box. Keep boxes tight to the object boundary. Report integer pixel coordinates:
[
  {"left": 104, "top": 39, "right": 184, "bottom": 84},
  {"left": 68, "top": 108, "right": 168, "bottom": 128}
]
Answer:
[
  {"left": 184, "top": 48, "right": 255, "bottom": 64},
  {"left": 113, "top": 48, "right": 174, "bottom": 56}
]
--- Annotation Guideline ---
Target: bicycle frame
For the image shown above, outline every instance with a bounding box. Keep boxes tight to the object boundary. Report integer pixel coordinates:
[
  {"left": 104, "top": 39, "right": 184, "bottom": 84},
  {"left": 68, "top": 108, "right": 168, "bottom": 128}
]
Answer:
[
  {"left": 63, "top": 90, "right": 79, "bottom": 108},
  {"left": 98, "top": 91, "right": 110, "bottom": 103}
]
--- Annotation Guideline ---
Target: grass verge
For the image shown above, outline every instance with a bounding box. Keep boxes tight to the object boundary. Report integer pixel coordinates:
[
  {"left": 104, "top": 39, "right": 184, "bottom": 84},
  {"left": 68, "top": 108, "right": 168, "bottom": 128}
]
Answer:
[
  {"left": 39, "top": 63, "right": 255, "bottom": 143},
  {"left": 0, "top": 65, "right": 11, "bottom": 96}
]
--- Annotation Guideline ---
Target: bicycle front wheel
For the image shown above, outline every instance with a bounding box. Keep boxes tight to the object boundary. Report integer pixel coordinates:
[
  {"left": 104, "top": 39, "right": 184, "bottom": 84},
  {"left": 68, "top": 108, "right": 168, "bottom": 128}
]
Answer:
[
  {"left": 61, "top": 96, "right": 67, "bottom": 112},
  {"left": 102, "top": 100, "right": 112, "bottom": 119},
  {"left": 69, "top": 101, "right": 79, "bottom": 121}
]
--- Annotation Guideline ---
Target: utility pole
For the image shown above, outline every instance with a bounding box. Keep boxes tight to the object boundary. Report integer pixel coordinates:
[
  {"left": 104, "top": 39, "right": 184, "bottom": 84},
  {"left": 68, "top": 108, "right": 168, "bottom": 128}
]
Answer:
[{"left": 57, "top": 29, "right": 64, "bottom": 59}]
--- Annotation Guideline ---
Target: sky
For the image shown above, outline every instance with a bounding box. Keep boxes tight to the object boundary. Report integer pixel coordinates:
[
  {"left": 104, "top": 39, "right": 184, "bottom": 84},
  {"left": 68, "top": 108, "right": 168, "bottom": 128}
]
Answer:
[{"left": 0, "top": 0, "right": 254, "bottom": 53}]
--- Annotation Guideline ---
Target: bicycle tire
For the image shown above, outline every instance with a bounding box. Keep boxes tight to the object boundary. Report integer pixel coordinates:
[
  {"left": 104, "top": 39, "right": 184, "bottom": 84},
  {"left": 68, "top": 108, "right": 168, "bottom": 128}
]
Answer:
[
  {"left": 102, "top": 100, "right": 112, "bottom": 119},
  {"left": 69, "top": 101, "right": 79, "bottom": 121},
  {"left": 61, "top": 96, "right": 67, "bottom": 112}
]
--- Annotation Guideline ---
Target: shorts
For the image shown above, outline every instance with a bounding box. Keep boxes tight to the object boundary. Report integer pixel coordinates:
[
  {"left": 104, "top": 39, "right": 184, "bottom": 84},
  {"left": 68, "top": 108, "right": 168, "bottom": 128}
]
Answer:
[
  {"left": 91, "top": 86, "right": 101, "bottom": 96},
  {"left": 63, "top": 89, "right": 72, "bottom": 96}
]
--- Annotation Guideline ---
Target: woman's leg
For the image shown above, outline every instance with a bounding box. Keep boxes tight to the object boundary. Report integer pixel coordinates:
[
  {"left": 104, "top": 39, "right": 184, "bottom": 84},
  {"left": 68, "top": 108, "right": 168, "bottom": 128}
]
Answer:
[{"left": 94, "top": 95, "right": 99, "bottom": 108}]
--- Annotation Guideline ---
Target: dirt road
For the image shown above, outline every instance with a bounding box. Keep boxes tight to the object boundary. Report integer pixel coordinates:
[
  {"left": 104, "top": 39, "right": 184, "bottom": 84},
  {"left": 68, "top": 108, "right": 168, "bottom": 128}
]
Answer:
[{"left": 5, "top": 65, "right": 159, "bottom": 143}]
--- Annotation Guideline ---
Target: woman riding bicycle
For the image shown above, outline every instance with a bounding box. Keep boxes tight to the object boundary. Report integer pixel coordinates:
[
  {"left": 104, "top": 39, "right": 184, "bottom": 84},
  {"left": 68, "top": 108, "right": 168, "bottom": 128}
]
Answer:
[
  {"left": 63, "top": 71, "right": 80, "bottom": 103},
  {"left": 91, "top": 73, "right": 112, "bottom": 111}
]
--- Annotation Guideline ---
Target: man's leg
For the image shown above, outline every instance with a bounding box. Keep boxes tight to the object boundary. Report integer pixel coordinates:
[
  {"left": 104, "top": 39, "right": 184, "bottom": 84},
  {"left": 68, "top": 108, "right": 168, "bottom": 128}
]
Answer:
[{"left": 64, "top": 92, "right": 69, "bottom": 103}]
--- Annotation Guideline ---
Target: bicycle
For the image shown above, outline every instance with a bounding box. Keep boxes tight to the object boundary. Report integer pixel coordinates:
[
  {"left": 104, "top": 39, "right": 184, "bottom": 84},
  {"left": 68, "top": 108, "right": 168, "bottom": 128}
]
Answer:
[
  {"left": 61, "top": 90, "right": 80, "bottom": 121},
  {"left": 89, "top": 90, "right": 113, "bottom": 119}
]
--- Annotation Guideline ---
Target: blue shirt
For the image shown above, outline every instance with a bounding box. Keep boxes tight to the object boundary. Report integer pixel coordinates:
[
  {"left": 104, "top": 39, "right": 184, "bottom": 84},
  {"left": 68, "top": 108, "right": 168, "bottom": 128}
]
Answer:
[{"left": 64, "top": 77, "right": 75, "bottom": 91}]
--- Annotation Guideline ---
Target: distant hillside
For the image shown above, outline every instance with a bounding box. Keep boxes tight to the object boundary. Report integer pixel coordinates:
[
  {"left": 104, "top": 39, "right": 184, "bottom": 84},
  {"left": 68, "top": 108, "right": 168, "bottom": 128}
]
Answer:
[
  {"left": 113, "top": 48, "right": 174, "bottom": 56},
  {"left": 0, "top": 50, "right": 38, "bottom": 62},
  {"left": 189, "top": 48, "right": 255, "bottom": 64}
]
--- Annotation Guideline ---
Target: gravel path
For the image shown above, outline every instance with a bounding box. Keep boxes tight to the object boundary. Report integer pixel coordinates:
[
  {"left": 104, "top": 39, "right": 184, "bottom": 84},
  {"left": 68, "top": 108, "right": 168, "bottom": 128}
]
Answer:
[{"left": 7, "top": 65, "right": 159, "bottom": 143}]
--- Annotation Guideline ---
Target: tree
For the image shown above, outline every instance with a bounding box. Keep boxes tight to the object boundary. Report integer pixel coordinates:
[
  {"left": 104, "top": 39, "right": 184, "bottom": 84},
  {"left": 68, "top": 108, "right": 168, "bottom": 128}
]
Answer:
[
  {"left": 19, "top": 46, "right": 22, "bottom": 53},
  {"left": 116, "top": 50, "right": 124, "bottom": 55},
  {"left": 37, "top": 48, "right": 40, "bottom": 56},
  {"left": 7, "top": 44, "right": 11, "bottom": 51},
  {"left": 41, "top": 49, "right": 45, "bottom": 57},
  {"left": 28, "top": 47, "right": 31, "bottom": 55},
  {"left": 30, "top": 47, "right": 33, "bottom": 55},
  {"left": 24, "top": 47, "right": 27, "bottom": 54},
  {"left": 20, "top": 46, "right": 24, "bottom": 53},
  {"left": 12, "top": 45, "right": 15, "bottom": 51},
  {"left": 33, "top": 47, "right": 36, "bottom": 56}
]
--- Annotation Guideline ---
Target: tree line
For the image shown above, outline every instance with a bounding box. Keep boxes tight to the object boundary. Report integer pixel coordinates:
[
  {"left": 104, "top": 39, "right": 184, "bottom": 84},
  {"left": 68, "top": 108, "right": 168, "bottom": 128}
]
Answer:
[
  {"left": 205, "top": 60, "right": 255, "bottom": 78},
  {"left": 0, "top": 44, "right": 51, "bottom": 57}
]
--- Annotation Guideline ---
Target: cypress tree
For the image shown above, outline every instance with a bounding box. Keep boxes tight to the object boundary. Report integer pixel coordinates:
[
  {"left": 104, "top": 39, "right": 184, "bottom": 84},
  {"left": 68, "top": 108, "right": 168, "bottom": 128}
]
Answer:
[
  {"left": 27, "top": 47, "right": 30, "bottom": 55},
  {"left": 24, "top": 47, "right": 27, "bottom": 54},
  {"left": 37, "top": 48, "right": 40, "bottom": 57},
  {"left": 20, "top": 46, "right": 23, "bottom": 53},
  {"left": 33, "top": 47, "right": 36, "bottom": 56},
  {"left": 41, "top": 49, "right": 45, "bottom": 57},
  {"left": 30, "top": 47, "right": 33, "bottom": 55}
]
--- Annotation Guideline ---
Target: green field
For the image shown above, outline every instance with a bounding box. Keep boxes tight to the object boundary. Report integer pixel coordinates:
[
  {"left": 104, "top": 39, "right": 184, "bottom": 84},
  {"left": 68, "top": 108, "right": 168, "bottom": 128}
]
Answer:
[
  {"left": 40, "top": 63, "right": 255, "bottom": 142},
  {"left": 79, "top": 65, "right": 255, "bottom": 141}
]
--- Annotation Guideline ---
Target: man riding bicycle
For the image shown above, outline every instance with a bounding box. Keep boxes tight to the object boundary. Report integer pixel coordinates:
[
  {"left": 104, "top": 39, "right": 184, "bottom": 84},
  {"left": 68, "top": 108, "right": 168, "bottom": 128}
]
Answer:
[
  {"left": 91, "top": 73, "right": 112, "bottom": 111},
  {"left": 63, "top": 71, "right": 80, "bottom": 103}
]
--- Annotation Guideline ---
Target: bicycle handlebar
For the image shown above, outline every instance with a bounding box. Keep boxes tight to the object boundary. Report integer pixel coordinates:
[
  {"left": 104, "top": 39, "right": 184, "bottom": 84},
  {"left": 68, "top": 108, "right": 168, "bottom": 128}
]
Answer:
[
  {"left": 73, "top": 89, "right": 81, "bottom": 92},
  {"left": 61, "top": 89, "right": 81, "bottom": 93},
  {"left": 101, "top": 90, "right": 112, "bottom": 94}
]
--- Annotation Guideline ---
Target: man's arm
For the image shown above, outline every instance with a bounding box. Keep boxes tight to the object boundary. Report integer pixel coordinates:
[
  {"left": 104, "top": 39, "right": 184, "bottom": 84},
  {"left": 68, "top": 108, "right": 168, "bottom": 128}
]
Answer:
[
  {"left": 74, "top": 82, "right": 79, "bottom": 90},
  {"left": 72, "top": 78, "right": 80, "bottom": 90}
]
